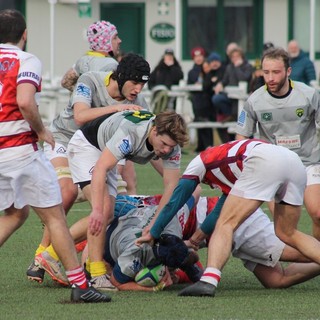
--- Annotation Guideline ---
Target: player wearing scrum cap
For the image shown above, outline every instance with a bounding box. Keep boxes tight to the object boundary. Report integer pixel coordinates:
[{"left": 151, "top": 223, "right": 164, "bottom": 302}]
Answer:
[
  {"left": 27, "top": 54, "right": 150, "bottom": 286},
  {"left": 61, "top": 20, "right": 122, "bottom": 92}
]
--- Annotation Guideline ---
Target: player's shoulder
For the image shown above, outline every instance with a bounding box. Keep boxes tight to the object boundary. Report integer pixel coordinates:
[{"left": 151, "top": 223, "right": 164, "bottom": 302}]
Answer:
[
  {"left": 292, "top": 80, "right": 316, "bottom": 94},
  {"left": 248, "top": 85, "right": 266, "bottom": 102}
]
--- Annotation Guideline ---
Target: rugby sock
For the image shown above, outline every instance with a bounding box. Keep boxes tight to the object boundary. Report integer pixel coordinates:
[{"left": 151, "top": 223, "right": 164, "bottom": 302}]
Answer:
[
  {"left": 85, "top": 258, "right": 91, "bottom": 273},
  {"left": 200, "top": 267, "right": 221, "bottom": 286},
  {"left": 66, "top": 266, "right": 88, "bottom": 289},
  {"left": 90, "top": 261, "right": 107, "bottom": 277},
  {"left": 45, "top": 245, "right": 60, "bottom": 261},
  {"left": 35, "top": 244, "right": 46, "bottom": 257}
]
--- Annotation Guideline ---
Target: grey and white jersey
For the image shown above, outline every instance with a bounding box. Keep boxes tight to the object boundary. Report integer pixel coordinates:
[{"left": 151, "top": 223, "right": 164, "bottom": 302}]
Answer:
[
  {"left": 107, "top": 205, "right": 182, "bottom": 281},
  {"left": 50, "top": 71, "right": 149, "bottom": 146},
  {"left": 74, "top": 54, "right": 118, "bottom": 76},
  {"left": 81, "top": 110, "right": 181, "bottom": 168},
  {"left": 236, "top": 80, "right": 320, "bottom": 165}
]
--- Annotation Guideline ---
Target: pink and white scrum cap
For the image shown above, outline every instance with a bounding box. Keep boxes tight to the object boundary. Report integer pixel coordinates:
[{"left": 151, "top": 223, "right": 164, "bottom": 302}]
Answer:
[{"left": 87, "top": 20, "right": 118, "bottom": 53}]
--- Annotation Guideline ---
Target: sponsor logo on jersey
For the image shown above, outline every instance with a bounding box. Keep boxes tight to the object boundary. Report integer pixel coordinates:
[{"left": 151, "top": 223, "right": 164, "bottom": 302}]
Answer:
[
  {"left": 296, "top": 108, "right": 304, "bottom": 117},
  {"left": 124, "top": 110, "right": 154, "bottom": 123},
  {"left": 261, "top": 112, "right": 272, "bottom": 121},
  {"left": 76, "top": 83, "right": 91, "bottom": 98},
  {"left": 118, "top": 137, "right": 132, "bottom": 155},
  {"left": 169, "top": 154, "right": 180, "bottom": 161},
  {"left": 18, "top": 71, "right": 40, "bottom": 82}
]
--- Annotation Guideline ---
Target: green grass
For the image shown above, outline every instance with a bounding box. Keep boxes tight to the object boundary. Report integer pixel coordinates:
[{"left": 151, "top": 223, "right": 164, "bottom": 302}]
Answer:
[{"left": 1, "top": 147, "right": 319, "bottom": 320}]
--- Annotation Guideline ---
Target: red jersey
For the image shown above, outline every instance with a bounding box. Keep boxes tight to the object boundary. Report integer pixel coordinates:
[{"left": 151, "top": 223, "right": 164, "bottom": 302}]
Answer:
[
  {"left": 182, "top": 139, "right": 266, "bottom": 194},
  {"left": 0, "top": 44, "right": 42, "bottom": 162}
]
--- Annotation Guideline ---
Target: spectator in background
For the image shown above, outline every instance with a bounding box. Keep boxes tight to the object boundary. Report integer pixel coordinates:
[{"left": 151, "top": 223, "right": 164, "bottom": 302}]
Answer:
[
  {"left": 202, "top": 52, "right": 226, "bottom": 146},
  {"left": 148, "top": 48, "right": 184, "bottom": 90},
  {"left": 222, "top": 42, "right": 239, "bottom": 68},
  {"left": 287, "top": 40, "right": 316, "bottom": 86},
  {"left": 187, "top": 47, "right": 214, "bottom": 152},
  {"left": 212, "top": 47, "right": 253, "bottom": 142}
]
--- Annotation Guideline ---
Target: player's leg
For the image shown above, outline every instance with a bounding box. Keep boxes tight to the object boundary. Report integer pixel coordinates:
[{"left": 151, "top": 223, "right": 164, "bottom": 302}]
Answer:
[
  {"left": 274, "top": 202, "right": 320, "bottom": 265},
  {"left": 0, "top": 205, "right": 29, "bottom": 246},
  {"left": 304, "top": 183, "right": 320, "bottom": 241},
  {"left": 119, "top": 160, "right": 137, "bottom": 195},
  {"left": 33, "top": 204, "right": 111, "bottom": 302},
  {"left": 253, "top": 261, "right": 320, "bottom": 289},
  {"left": 179, "top": 195, "right": 262, "bottom": 296},
  {"left": 27, "top": 152, "right": 79, "bottom": 283},
  {"left": 85, "top": 184, "right": 117, "bottom": 291}
]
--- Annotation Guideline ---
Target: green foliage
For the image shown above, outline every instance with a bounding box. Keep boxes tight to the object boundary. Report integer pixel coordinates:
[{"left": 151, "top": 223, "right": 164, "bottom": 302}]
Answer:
[{"left": 0, "top": 150, "right": 319, "bottom": 319}]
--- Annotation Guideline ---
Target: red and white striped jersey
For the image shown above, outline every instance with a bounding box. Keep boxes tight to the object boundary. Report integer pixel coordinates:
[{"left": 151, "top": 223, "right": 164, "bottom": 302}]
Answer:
[
  {"left": 0, "top": 44, "right": 42, "bottom": 162},
  {"left": 182, "top": 139, "right": 267, "bottom": 194}
]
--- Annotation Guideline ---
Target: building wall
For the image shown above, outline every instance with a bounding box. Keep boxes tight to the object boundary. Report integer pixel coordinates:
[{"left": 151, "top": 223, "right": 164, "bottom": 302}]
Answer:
[{"left": 25, "top": 0, "right": 319, "bottom": 83}]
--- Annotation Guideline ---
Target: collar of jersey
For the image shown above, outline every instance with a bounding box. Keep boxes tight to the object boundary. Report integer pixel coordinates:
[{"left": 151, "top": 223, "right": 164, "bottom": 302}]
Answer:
[
  {"left": 86, "top": 51, "right": 106, "bottom": 57},
  {"left": 104, "top": 72, "right": 113, "bottom": 86}
]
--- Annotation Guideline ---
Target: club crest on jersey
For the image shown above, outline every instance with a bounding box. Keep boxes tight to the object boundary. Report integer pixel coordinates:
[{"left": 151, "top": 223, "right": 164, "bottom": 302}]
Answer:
[
  {"left": 296, "top": 108, "right": 304, "bottom": 117},
  {"left": 261, "top": 112, "right": 272, "bottom": 122},
  {"left": 118, "top": 137, "right": 132, "bottom": 155}
]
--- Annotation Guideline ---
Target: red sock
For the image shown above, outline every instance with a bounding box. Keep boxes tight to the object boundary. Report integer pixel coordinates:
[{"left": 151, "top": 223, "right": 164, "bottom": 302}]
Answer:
[{"left": 66, "top": 266, "right": 88, "bottom": 289}]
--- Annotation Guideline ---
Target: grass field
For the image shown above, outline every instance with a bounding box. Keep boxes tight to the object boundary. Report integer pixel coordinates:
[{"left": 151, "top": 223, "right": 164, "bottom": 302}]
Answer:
[{"left": 1, "top": 147, "right": 320, "bottom": 320}]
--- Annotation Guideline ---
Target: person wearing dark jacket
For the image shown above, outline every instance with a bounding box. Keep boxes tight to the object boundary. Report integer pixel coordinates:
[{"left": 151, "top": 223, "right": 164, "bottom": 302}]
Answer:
[
  {"left": 187, "top": 47, "right": 214, "bottom": 152},
  {"left": 212, "top": 47, "right": 253, "bottom": 142},
  {"left": 148, "top": 48, "right": 184, "bottom": 90},
  {"left": 287, "top": 40, "right": 316, "bottom": 86}
]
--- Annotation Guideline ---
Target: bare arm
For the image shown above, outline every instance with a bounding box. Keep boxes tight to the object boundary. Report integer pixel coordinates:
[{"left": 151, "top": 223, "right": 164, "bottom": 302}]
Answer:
[
  {"left": 73, "top": 102, "right": 143, "bottom": 127},
  {"left": 17, "top": 83, "right": 55, "bottom": 149},
  {"left": 61, "top": 68, "right": 78, "bottom": 92}
]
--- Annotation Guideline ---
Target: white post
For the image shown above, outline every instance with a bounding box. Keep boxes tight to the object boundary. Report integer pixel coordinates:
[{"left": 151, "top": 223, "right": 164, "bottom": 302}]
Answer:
[
  {"left": 309, "top": 0, "right": 315, "bottom": 61},
  {"left": 49, "top": 0, "right": 57, "bottom": 86},
  {"left": 175, "top": 0, "right": 181, "bottom": 61}
]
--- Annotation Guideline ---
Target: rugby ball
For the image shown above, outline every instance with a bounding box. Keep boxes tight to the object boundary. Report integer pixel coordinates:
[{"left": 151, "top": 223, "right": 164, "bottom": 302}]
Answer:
[{"left": 135, "top": 264, "right": 166, "bottom": 287}]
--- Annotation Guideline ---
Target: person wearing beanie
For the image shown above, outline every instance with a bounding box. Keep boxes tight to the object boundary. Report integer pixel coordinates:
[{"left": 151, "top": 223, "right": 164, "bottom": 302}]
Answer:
[
  {"left": 26, "top": 53, "right": 150, "bottom": 289},
  {"left": 201, "top": 51, "right": 226, "bottom": 146},
  {"left": 61, "top": 20, "right": 122, "bottom": 92}
]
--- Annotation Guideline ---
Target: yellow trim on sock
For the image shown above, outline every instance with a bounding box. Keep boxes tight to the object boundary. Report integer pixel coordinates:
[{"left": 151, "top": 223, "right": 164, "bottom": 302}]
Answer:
[
  {"left": 46, "top": 245, "right": 59, "bottom": 261},
  {"left": 35, "top": 244, "right": 46, "bottom": 256},
  {"left": 90, "top": 261, "right": 107, "bottom": 277},
  {"left": 85, "top": 258, "right": 91, "bottom": 273}
]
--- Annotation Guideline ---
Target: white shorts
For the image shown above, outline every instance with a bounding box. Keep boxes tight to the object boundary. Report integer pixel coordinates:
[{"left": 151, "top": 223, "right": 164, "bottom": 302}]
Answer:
[
  {"left": 306, "top": 164, "right": 320, "bottom": 186},
  {"left": 232, "top": 207, "right": 285, "bottom": 272},
  {"left": 43, "top": 141, "right": 68, "bottom": 161},
  {"left": 230, "top": 144, "right": 306, "bottom": 205},
  {"left": 0, "top": 151, "right": 62, "bottom": 211},
  {"left": 67, "top": 130, "right": 118, "bottom": 197}
]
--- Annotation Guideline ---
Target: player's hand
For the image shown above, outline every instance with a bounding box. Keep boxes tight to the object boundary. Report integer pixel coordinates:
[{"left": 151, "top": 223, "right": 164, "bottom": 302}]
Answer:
[
  {"left": 37, "top": 128, "right": 55, "bottom": 150},
  {"left": 184, "top": 239, "right": 199, "bottom": 251},
  {"left": 161, "top": 267, "right": 173, "bottom": 288},
  {"left": 115, "top": 104, "right": 142, "bottom": 112},
  {"left": 135, "top": 232, "right": 154, "bottom": 246},
  {"left": 88, "top": 210, "right": 104, "bottom": 236}
]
